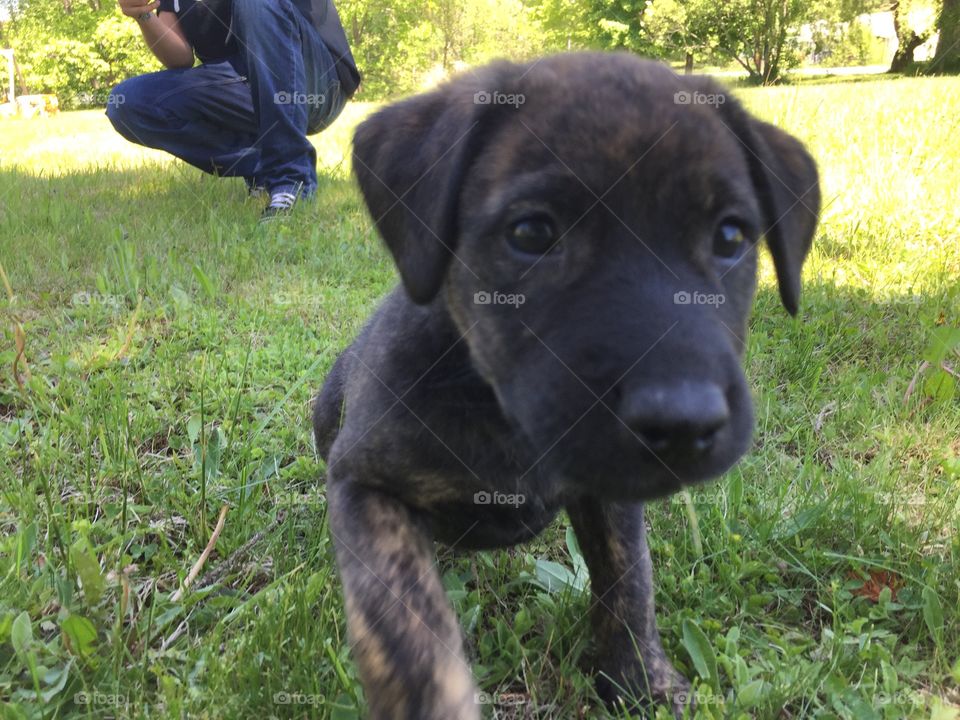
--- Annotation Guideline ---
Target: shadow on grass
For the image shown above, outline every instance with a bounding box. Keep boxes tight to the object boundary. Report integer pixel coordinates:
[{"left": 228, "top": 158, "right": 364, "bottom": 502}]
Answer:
[
  {"left": 788, "top": 71, "right": 909, "bottom": 86},
  {"left": 0, "top": 165, "right": 367, "bottom": 295},
  {"left": 0, "top": 162, "right": 355, "bottom": 212}
]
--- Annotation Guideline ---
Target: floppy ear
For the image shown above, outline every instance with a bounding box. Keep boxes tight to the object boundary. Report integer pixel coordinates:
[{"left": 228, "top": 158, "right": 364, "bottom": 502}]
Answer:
[
  {"left": 744, "top": 120, "right": 820, "bottom": 315},
  {"left": 352, "top": 73, "right": 499, "bottom": 304},
  {"left": 719, "top": 101, "right": 820, "bottom": 315}
]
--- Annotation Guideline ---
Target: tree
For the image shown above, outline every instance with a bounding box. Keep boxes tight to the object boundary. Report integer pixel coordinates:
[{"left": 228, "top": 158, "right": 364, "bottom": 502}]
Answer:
[
  {"left": 642, "top": 0, "right": 718, "bottom": 73},
  {"left": 931, "top": 0, "right": 960, "bottom": 71},
  {"left": 583, "top": 0, "right": 819, "bottom": 83},
  {"left": 336, "top": 0, "right": 546, "bottom": 99},
  {"left": 336, "top": 0, "right": 425, "bottom": 97},
  {"left": 590, "top": 0, "right": 660, "bottom": 56},
  {"left": 4, "top": 0, "right": 159, "bottom": 106},
  {"left": 889, "top": 0, "right": 931, "bottom": 72},
  {"left": 526, "top": 0, "right": 600, "bottom": 51},
  {"left": 710, "top": 0, "right": 813, "bottom": 84}
]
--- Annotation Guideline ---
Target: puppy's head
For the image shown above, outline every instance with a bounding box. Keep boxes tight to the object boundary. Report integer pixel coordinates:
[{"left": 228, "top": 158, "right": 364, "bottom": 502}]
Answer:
[{"left": 353, "top": 53, "right": 819, "bottom": 499}]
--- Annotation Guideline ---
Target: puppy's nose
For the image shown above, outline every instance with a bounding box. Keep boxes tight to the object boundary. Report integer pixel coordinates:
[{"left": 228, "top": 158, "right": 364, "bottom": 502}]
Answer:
[{"left": 619, "top": 381, "right": 730, "bottom": 456}]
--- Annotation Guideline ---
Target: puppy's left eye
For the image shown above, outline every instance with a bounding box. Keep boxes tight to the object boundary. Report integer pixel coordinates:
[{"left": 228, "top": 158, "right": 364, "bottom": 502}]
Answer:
[
  {"left": 713, "top": 221, "right": 748, "bottom": 259},
  {"left": 506, "top": 217, "right": 558, "bottom": 256}
]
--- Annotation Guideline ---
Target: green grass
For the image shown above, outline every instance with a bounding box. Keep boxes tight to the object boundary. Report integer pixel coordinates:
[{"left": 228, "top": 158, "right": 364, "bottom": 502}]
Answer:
[{"left": 1, "top": 75, "right": 958, "bottom": 720}]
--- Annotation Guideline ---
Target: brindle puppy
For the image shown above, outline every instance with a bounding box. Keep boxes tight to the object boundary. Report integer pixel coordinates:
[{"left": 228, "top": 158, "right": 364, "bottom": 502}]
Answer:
[{"left": 313, "top": 52, "right": 819, "bottom": 719}]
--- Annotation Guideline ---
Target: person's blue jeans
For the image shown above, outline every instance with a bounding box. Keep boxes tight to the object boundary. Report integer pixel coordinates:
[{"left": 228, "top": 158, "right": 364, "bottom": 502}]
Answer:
[{"left": 107, "top": 0, "right": 345, "bottom": 196}]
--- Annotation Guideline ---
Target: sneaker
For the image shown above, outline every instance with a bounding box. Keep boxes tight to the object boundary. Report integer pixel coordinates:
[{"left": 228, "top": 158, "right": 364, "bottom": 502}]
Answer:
[{"left": 259, "top": 184, "right": 303, "bottom": 223}]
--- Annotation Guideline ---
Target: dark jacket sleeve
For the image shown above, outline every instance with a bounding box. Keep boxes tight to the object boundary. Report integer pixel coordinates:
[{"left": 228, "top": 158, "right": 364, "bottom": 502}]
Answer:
[{"left": 310, "top": 0, "right": 361, "bottom": 97}]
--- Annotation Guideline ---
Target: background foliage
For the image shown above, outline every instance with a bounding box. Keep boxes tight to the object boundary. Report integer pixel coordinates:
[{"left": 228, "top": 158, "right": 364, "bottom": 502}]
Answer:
[
  {"left": 0, "top": 0, "right": 160, "bottom": 108},
  {"left": 0, "top": 0, "right": 954, "bottom": 108}
]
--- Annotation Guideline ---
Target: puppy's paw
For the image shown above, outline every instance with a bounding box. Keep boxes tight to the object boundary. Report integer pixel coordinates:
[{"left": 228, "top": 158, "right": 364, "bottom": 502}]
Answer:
[{"left": 595, "top": 657, "right": 693, "bottom": 719}]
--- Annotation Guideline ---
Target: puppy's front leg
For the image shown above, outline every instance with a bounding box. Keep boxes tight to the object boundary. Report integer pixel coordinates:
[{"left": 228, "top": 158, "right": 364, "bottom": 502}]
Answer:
[
  {"left": 567, "top": 498, "right": 690, "bottom": 717},
  {"left": 328, "top": 480, "right": 479, "bottom": 720}
]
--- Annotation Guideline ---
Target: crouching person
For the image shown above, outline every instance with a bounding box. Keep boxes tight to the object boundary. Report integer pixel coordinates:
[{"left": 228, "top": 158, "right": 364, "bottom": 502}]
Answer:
[{"left": 108, "top": 0, "right": 360, "bottom": 222}]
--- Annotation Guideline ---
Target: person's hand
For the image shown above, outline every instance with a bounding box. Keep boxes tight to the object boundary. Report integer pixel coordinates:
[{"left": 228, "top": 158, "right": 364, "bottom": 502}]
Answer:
[
  {"left": 117, "top": 0, "right": 160, "bottom": 19},
  {"left": 122, "top": 0, "right": 192, "bottom": 68}
]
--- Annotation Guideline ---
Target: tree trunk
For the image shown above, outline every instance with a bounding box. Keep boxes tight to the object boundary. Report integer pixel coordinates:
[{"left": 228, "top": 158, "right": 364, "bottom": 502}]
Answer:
[
  {"left": 350, "top": 14, "right": 365, "bottom": 48},
  {"left": 890, "top": 33, "right": 923, "bottom": 71},
  {"left": 14, "top": 56, "right": 28, "bottom": 96},
  {"left": 684, "top": 52, "right": 693, "bottom": 74},
  {"left": 931, "top": 0, "right": 960, "bottom": 72},
  {"left": 889, "top": 1, "right": 925, "bottom": 73}
]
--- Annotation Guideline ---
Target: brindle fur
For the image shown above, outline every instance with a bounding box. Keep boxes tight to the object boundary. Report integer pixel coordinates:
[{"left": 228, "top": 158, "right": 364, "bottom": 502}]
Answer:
[{"left": 312, "top": 52, "right": 819, "bottom": 719}]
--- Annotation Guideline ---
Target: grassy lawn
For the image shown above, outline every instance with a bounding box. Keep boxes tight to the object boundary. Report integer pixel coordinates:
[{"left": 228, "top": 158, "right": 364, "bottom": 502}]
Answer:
[{"left": 1, "top": 75, "right": 959, "bottom": 720}]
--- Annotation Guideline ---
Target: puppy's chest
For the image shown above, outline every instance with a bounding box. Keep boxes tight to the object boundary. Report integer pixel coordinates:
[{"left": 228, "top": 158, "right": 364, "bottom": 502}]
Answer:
[
  {"left": 401, "top": 386, "right": 564, "bottom": 548},
  {"left": 427, "top": 491, "right": 561, "bottom": 549}
]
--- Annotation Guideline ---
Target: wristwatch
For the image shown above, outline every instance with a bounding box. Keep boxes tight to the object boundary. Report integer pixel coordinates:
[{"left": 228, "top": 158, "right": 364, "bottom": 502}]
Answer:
[{"left": 138, "top": 11, "right": 154, "bottom": 22}]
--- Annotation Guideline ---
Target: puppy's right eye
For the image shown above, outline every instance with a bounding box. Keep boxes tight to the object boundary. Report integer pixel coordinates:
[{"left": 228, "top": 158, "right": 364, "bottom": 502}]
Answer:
[
  {"left": 506, "top": 217, "right": 558, "bottom": 256},
  {"left": 713, "top": 220, "right": 748, "bottom": 260}
]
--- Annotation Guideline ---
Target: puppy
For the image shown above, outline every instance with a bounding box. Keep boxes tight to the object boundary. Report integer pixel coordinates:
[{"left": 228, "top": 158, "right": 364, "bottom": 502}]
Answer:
[{"left": 313, "top": 52, "right": 819, "bottom": 719}]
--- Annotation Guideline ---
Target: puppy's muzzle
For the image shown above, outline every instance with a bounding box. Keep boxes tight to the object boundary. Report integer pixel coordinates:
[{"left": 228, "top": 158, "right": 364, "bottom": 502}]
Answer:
[{"left": 618, "top": 381, "right": 730, "bottom": 457}]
